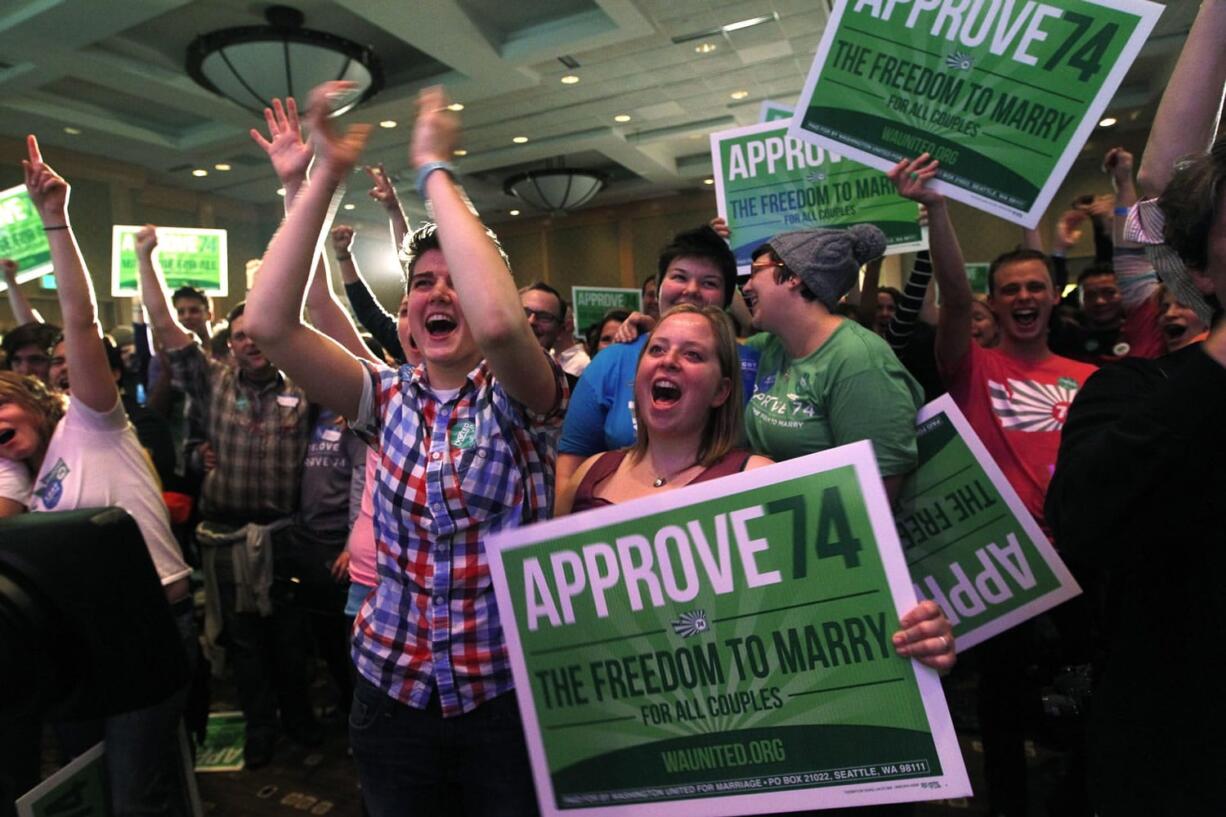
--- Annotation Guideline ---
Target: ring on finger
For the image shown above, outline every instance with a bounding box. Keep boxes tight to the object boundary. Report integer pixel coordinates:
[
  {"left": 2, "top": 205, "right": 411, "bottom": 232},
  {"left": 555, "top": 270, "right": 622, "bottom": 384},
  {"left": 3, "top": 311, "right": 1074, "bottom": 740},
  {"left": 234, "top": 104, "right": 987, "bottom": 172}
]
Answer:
[{"left": 909, "top": 171, "right": 920, "bottom": 180}]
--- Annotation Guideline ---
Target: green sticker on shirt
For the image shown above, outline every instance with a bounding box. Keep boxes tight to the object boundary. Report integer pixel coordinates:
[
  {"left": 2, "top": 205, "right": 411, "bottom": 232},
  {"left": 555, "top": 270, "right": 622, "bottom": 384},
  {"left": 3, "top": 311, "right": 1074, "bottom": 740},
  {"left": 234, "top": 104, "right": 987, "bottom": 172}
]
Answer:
[
  {"left": 1057, "top": 376, "right": 1079, "bottom": 391},
  {"left": 451, "top": 420, "right": 477, "bottom": 450}
]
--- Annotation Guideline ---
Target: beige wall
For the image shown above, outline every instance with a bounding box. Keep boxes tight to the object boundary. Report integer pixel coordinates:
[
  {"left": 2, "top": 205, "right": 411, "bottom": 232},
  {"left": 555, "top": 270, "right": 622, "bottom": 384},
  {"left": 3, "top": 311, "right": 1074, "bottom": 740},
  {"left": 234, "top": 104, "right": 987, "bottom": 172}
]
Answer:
[{"left": 0, "top": 135, "right": 282, "bottom": 332}]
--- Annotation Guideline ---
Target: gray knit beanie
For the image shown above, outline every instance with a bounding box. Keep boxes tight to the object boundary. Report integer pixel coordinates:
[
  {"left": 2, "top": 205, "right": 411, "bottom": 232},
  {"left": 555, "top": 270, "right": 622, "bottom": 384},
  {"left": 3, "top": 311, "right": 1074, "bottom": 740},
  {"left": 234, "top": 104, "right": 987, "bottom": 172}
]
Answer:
[{"left": 764, "top": 224, "right": 887, "bottom": 310}]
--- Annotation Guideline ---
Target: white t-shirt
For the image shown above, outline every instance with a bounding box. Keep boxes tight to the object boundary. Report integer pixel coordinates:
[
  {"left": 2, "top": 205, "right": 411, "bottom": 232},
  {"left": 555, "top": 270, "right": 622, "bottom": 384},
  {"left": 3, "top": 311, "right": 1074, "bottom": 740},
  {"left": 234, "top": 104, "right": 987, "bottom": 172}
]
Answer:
[
  {"left": 29, "top": 397, "right": 191, "bottom": 586},
  {"left": 0, "top": 456, "right": 31, "bottom": 507}
]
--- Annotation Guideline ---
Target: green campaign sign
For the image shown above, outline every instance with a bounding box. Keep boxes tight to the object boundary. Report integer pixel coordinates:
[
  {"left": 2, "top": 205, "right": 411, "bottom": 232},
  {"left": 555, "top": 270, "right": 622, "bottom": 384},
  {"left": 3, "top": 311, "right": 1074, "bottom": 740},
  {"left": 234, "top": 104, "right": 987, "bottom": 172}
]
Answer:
[
  {"left": 0, "top": 184, "right": 53, "bottom": 292},
  {"left": 965, "top": 262, "right": 990, "bottom": 295},
  {"left": 789, "top": 0, "right": 1162, "bottom": 228},
  {"left": 111, "top": 225, "right": 228, "bottom": 297},
  {"left": 896, "top": 396, "right": 1080, "bottom": 650},
  {"left": 489, "top": 441, "right": 969, "bottom": 815},
  {"left": 712, "top": 122, "right": 925, "bottom": 274},
  {"left": 758, "top": 101, "right": 795, "bottom": 123},
  {"left": 16, "top": 742, "right": 109, "bottom": 817},
  {"left": 571, "top": 286, "right": 641, "bottom": 336},
  {"left": 195, "top": 711, "right": 246, "bottom": 772}
]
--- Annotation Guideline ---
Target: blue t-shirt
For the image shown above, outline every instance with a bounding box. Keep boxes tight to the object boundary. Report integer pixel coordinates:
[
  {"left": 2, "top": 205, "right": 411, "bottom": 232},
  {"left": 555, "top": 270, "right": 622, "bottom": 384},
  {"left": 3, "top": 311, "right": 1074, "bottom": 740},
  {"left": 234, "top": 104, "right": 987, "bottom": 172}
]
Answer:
[{"left": 560, "top": 335, "right": 760, "bottom": 456}]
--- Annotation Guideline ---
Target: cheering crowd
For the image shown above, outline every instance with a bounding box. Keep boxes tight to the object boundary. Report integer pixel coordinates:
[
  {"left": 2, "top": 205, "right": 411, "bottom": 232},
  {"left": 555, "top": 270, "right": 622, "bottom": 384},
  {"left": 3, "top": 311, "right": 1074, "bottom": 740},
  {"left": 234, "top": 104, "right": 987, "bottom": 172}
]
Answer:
[{"left": 2, "top": 2, "right": 1225, "bottom": 816}]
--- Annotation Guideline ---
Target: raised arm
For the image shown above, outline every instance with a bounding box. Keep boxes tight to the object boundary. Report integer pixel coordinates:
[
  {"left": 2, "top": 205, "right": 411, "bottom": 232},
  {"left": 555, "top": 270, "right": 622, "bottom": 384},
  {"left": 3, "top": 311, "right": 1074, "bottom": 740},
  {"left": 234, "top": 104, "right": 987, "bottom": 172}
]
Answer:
[
  {"left": 413, "top": 86, "right": 558, "bottom": 415},
  {"left": 888, "top": 154, "right": 970, "bottom": 371},
  {"left": 305, "top": 254, "right": 378, "bottom": 363},
  {"left": 134, "top": 226, "right": 196, "bottom": 352},
  {"left": 1105, "top": 148, "right": 1139, "bottom": 244},
  {"left": 332, "top": 224, "right": 405, "bottom": 361},
  {"left": 2, "top": 259, "right": 44, "bottom": 324},
  {"left": 365, "top": 164, "right": 410, "bottom": 251},
  {"left": 856, "top": 257, "right": 883, "bottom": 329},
  {"left": 22, "top": 136, "right": 115, "bottom": 413},
  {"left": 1137, "top": 0, "right": 1226, "bottom": 198},
  {"left": 244, "top": 82, "right": 372, "bottom": 420}
]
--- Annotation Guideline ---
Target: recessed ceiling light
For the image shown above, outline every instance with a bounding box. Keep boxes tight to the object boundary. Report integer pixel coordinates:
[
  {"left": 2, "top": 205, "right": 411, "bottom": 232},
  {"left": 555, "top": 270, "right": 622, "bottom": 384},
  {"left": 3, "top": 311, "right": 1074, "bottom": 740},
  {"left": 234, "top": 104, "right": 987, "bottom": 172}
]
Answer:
[
  {"left": 192, "top": 169, "right": 208, "bottom": 177},
  {"left": 447, "top": 103, "right": 465, "bottom": 112},
  {"left": 63, "top": 126, "right": 81, "bottom": 135},
  {"left": 276, "top": 188, "right": 286, "bottom": 197},
  {"left": 512, "top": 136, "right": 529, "bottom": 144},
  {"left": 379, "top": 120, "right": 397, "bottom": 129},
  {"left": 510, "top": 209, "right": 521, "bottom": 216},
  {"left": 614, "top": 114, "right": 631, "bottom": 123},
  {"left": 453, "top": 148, "right": 468, "bottom": 157},
  {"left": 214, "top": 163, "right": 231, "bottom": 171},
  {"left": 1098, "top": 116, "right": 1117, "bottom": 127},
  {"left": 695, "top": 43, "right": 718, "bottom": 54},
  {"left": 343, "top": 203, "right": 355, "bottom": 210},
  {"left": 730, "top": 90, "right": 749, "bottom": 100},
  {"left": 703, "top": 178, "right": 714, "bottom": 185},
  {"left": 560, "top": 75, "right": 580, "bottom": 85}
]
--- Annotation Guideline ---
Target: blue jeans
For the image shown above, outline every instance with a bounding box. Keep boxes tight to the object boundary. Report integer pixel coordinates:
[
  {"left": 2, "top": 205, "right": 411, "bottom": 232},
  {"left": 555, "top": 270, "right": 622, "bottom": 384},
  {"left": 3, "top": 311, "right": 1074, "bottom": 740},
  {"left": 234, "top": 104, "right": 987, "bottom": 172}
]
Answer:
[
  {"left": 55, "top": 605, "right": 198, "bottom": 817},
  {"left": 349, "top": 677, "right": 539, "bottom": 817}
]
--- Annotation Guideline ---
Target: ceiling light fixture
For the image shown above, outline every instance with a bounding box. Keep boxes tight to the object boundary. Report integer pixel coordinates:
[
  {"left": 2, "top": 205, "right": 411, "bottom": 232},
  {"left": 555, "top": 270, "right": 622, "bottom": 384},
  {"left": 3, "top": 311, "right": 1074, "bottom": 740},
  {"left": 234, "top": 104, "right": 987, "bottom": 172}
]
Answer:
[
  {"left": 1098, "top": 116, "right": 1117, "bottom": 127},
  {"left": 214, "top": 163, "right": 232, "bottom": 171},
  {"left": 453, "top": 149, "right": 468, "bottom": 157},
  {"left": 695, "top": 43, "right": 718, "bottom": 54},
  {"left": 447, "top": 103, "right": 464, "bottom": 112},
  {"left": 379, "top": 120, "right": 397, "bottom": 128},
  {"left": 561, "top": 74, "right": 580, "bottom": 84},
  {"left": 192, "top": 169, "right": 208, "bottom": 177},
  {"left": 186, "top": 5, "right": 383, "bottom": 117},
  {"left": 510, "top": 209, "right": 521, "bottom": 216},
  {"left": 722, "top": 15, "right": 777, "bottom": 33},
  {"left": 63, "top": 126, "right": 81, "bottom": 135},
  {"left": 703, "top": 178, "right": 714, "bottom": 185},
  {"left": 730, "top": 90, "right": 749, "bottom": 100},
  {"left": 504, "top": 167, "right": 608, "bottom": 214},
  {"left": 614, "top": 114, "right": 631, "bottom": 123},
  {"left": 512, "top": 136, "right": 529, "bottom": 144},
  {"left": 343, "top": 203, "right": 355, "bottom": 210},
  {"left": 276, "top": 188, "right": 286, "bottom": 197},
  {"left": 671, "top": 12, "right": 779, "bottom": 44}
]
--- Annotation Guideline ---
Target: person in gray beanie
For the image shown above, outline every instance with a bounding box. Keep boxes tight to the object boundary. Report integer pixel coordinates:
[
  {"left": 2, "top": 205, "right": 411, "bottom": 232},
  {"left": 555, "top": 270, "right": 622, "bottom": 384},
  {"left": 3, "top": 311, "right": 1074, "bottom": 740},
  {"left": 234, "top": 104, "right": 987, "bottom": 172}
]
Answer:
[{"left": 740, "top": 223, "right": 926, "bottom": 498}]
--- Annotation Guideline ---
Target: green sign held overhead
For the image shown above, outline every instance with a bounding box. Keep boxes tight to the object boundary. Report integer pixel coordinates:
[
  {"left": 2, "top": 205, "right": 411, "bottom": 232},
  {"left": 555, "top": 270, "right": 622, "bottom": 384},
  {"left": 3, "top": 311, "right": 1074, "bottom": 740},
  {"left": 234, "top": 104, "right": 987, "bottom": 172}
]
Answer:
[
  {"left": 489, "top": 441, "right": 969, "bottom": 816},
  {"left": 896, "top": 397, "right": 1081, "bottom": 650},
  {"left": 0, "top": 184, "right": 53, "bottom": 291},
  {"left": 111, "top": 225, "right": 228, "bottom": 297},
  {"left": 711, "top": 122, "right": 925, "bottom": 274},
  {"left": 789, "top": 0, "right": 1162, "bottom": 228},
  {"left": 571, "top": 286, "right": 641, "bottom": 337}
]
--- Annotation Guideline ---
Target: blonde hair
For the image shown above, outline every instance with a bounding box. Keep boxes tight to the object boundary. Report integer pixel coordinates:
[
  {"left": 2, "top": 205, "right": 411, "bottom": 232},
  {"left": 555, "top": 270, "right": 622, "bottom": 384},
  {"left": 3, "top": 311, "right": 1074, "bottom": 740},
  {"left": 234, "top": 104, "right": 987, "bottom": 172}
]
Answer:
[
  {"left": 0, "top": 371, "right": 66, "bottom": 456},
  {"left": 629, "top": 304, "right": 743, "bottom": 468}
]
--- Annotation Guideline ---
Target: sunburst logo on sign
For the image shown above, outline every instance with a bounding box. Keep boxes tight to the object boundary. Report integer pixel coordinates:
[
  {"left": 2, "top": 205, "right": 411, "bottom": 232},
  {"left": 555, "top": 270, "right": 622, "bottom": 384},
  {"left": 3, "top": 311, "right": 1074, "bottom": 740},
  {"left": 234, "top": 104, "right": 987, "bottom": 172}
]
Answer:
[
  {"left": 670, "top": 609, "right": 711, "bottom": 638},
  {"left": 945, "top": 51, "right": 973, "bottom": 71},
  {"left": 988, "top": 378, "right": 1076, "bottom": 432}
]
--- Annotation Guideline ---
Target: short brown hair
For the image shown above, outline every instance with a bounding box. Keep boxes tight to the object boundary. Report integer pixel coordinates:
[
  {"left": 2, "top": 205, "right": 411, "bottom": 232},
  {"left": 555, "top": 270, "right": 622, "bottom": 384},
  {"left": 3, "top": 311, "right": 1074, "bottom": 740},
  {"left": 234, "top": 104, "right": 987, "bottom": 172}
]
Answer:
[
  {"left": 629, "top": 304, "right": 743, "bottom": 468},
  {"left": 1159, "top": 136, "right": 1226, "bottom": 270},
  {"left": 0, "top": 370, "right": 67, "bottom": 453}
]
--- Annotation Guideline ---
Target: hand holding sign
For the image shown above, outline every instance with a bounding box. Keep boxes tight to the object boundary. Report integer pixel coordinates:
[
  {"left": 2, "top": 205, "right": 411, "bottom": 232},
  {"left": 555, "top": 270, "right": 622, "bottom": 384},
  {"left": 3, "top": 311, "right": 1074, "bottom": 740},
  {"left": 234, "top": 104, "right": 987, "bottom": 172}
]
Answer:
[
  {"left": 887, "top": 154, "right": 942, "bottom": 207},
  {"left": 1, "top": 258, "right": 16, "bottom": 280},
  {"left": 892, "top": 599, "right": 955, "bottom": 673},
  {"left": 22, "top": 135, "right": 69, "bottom": 223}
]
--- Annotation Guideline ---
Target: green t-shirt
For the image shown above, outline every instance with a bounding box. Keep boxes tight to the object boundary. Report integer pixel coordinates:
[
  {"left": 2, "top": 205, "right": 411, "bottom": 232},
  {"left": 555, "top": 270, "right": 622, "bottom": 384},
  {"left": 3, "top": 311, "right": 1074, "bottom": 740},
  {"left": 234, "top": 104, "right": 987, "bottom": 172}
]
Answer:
[{"left": 744, "top": 320, "right": 924, "bottom": 476}]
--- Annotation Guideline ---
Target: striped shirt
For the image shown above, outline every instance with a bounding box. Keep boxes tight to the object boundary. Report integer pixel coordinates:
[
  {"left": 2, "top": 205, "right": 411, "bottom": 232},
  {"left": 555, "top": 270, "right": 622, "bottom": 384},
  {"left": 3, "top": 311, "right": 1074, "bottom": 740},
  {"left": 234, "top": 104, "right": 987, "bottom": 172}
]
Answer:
[
  {"left": 350, "top": 355, "right": 566, "bottom": 717},
  {"left": 166, "top": 343, "right": 310, "bottom": 522}
]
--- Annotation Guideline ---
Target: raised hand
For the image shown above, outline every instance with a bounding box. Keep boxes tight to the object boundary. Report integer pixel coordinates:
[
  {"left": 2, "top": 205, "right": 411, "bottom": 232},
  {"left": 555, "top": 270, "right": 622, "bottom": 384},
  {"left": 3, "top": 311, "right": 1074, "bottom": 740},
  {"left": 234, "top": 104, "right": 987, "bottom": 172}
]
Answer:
[
  {"left": 410, "top": 86, "right": 459, "bottom": 169},
  {"left": 250, "top": 97, "right": 312, "bottom": 186},
  {"left": 709, "top": 216, "right": 731, "bottom": 240},
  {"left": 135, "top": 224, "right": 158, "bottom": 259},
  {"left": 331, "top": 224, "right": 355, "bottom": 256},
  {"left": 365, "top": 164, "right": 399, "bottom": 208},
  {"left": 887, "top": 153, "right": 942, "bottom": 206},
  {"left": 1103, "top": 146, "right": 1134, "bottom": 183},
  {"left": 1056, "top": 209, "right": 1086, "bottom": 249},
  {"left": 1, "top": 258, "right": 16, "bottom": 279},
  {"left": 21, "top": 135, "right": 69, "bottom": 222},
  {"left": 306, "top": 81, "right": 373, "bottom": 185}
]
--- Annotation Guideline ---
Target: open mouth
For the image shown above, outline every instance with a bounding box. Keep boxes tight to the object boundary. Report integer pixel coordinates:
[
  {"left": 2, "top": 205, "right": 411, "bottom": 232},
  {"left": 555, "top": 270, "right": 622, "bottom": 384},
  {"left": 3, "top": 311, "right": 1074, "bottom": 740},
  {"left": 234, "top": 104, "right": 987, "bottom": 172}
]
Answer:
[
  {"left": 424, "top": 313, "right": 458, "bottom": 339},
  {"left": 0, "top": 428, "right": 15, "bottom": 445},
  {"left": 1012, "top": 308, "right": 1039, "bottom": 329},
  {"left": 1163, "top": 322, "right": 1187, "bottom": 339},
  {"left": 651, "top": 379, "right": 682, "bottom": 406}
]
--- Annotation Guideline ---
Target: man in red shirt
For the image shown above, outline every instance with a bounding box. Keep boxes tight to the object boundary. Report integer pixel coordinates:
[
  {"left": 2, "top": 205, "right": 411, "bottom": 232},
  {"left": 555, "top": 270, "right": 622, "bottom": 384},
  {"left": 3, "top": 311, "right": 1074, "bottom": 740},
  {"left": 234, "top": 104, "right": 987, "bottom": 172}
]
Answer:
[{"left": 889, "top": 159, "right": 1096, "bottom": 536}]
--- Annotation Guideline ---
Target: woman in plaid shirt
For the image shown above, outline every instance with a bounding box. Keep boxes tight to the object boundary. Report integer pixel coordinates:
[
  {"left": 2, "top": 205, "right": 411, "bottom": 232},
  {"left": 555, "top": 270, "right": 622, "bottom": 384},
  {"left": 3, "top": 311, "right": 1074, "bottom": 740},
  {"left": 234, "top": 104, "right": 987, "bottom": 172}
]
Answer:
[{"left": 245, "top": 83, "right": 567, "bottom": 816}]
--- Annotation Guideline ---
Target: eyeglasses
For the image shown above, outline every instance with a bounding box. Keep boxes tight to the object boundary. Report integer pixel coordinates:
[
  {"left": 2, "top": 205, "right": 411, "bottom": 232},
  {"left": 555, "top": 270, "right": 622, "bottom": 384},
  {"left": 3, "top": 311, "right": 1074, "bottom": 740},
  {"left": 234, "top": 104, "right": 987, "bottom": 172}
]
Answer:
[
  {"left": 748, "top": 260, "right": 785, "bottom": 276},
  {"left": 523, "top": 308, "right": 560, "bottom": 325}
]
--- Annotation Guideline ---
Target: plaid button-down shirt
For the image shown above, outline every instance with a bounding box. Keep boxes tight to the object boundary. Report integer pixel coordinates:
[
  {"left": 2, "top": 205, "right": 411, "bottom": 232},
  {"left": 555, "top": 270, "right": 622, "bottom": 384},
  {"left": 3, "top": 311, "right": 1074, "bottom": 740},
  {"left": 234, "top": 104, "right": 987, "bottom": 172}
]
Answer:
[
  {"left": 350, "top": 356, "right": 567, "bottom": 717},
  {"left": 167, "top": 343, "right": 310, "bottom": 522}
]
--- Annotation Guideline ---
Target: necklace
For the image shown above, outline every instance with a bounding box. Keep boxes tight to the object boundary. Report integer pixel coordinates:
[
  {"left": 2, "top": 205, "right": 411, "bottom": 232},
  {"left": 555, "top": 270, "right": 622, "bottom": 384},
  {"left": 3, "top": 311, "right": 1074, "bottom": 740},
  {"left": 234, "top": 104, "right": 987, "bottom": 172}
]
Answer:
[{"left": 650, "top": 460, "right": 700, "bottom": 488}]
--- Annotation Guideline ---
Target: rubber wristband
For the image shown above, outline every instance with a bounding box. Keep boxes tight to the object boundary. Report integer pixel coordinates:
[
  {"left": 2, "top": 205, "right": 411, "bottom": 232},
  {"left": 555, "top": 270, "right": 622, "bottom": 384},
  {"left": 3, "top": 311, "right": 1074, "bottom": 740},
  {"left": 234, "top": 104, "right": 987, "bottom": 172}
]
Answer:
[
  {"left": 43, "top": 225, "right": 68, "bottom": 230},
  {"left": 415, "top": 161, "right": 456, "bottom": 199},
  {"left": 1113, "top": 206, "right": 1129, "bottom": 216},
  {"left": 335, "top": 253, "right": 352, "bottom": 262}
]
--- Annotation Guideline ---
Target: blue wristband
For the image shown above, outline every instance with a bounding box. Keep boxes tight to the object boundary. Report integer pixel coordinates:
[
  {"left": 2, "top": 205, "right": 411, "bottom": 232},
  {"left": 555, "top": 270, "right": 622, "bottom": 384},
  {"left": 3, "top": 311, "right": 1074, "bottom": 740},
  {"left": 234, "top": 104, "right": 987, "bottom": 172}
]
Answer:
[
  {"left": 416, "top": 161, "right": 456, "bottom": 198},
  {"left": 1113, "top": 206, "right": 1129, "bottom": 216}
]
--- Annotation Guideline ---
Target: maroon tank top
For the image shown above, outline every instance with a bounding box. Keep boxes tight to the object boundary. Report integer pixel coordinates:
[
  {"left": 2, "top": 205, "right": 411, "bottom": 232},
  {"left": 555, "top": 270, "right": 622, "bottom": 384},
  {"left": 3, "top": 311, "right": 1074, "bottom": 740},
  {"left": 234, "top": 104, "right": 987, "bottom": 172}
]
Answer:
[{"left": 570, "top": 449, "right": 753, "bottom": 514}]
